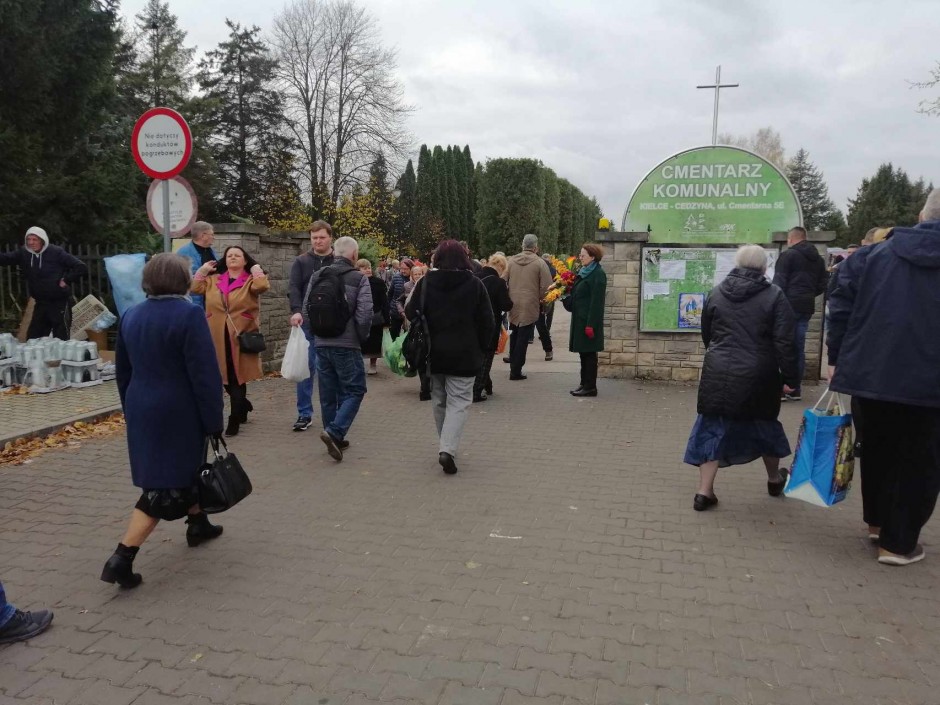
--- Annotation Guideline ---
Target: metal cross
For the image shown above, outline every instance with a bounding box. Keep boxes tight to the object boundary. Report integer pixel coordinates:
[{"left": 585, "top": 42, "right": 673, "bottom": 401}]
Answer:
[{"left": 697, "top": 65, "right": 739, "bottom": 145}]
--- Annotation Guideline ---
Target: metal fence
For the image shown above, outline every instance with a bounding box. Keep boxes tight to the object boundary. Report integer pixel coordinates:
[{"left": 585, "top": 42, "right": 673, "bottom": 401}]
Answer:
[{"left": 0, "top": 243, "right": 124, "bottom": 323}]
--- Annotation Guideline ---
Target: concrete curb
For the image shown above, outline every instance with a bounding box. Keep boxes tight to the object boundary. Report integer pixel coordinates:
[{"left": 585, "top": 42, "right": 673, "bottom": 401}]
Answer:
[{"left": 0, "top": 404, "right": 123, "bottom": 447}]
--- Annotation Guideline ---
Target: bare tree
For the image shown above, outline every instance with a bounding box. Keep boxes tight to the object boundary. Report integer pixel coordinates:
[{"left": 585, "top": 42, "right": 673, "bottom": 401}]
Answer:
[
  {"left": 910, "top": 61, "right": 940, "bottom": 116},
  {"left": 271, "top": 0, "right": 411, "bottom": 214},
  {"left": 717, "top": 127, "right": 786, "bottom": 170}
]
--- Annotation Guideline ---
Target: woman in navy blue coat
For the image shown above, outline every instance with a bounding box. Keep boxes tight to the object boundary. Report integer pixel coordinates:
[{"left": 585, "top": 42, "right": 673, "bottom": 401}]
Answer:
[{"left": 100, "top": 254, "right": 225, "bottom": 589}]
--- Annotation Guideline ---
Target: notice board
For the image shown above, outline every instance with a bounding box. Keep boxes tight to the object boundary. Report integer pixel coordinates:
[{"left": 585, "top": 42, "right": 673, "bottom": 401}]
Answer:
[{"left": 639, "top": 246, "right": 778, "bottom": 333}]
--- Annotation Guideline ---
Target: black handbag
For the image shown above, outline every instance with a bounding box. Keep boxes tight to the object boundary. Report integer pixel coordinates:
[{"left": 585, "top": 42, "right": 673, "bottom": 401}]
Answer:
[
  {"left": 197, "top": 435, "right": 253, "bottom": 514},
  {"left": 222, "top": 297, "right": 266, "bottom": 353},
  {"left": 402, "top": 279, "right": 431, "bottom": 375}
]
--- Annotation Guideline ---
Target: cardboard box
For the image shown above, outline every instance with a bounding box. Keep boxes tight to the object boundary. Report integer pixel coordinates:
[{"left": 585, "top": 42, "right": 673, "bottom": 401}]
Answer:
[{"left": 70, "top": 295, "right": 111, "bottom": 340}]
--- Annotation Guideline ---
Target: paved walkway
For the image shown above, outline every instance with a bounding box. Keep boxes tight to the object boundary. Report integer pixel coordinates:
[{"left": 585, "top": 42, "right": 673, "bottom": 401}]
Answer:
[
  {"left": 0, "top": 380, "right": 121, "bottom": 447},
  {"left": 2, "top": 312, "right": 938, "bottom": 705}
]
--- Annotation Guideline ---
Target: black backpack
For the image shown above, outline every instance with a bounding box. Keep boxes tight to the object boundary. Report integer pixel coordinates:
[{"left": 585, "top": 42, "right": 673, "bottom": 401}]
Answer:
[{"left": 306, "top": 262, "right": 353, "bottom": 337}]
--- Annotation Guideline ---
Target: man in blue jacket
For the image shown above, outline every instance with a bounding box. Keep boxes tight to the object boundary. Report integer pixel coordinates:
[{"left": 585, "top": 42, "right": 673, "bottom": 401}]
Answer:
[
  {"left": 0, "top": 226, "right": 87, "bottom": 340},
  {"left": 176, "top": 221, "right": 218, "bottom": 309},
  {"left": 828, "top": 188, "right": 940, "bottom": 566}
]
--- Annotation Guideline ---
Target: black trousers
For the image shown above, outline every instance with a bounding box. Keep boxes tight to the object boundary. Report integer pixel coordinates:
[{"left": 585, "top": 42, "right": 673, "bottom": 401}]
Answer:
[
  {"left": 579, "top": 352, "right": 598, "bottom": 390},
  {"left": 509, "top": 323, "right": 535, "bottom": 376},
  {"left": 474, "top": 327, "right": 500, "bottom": 396},
  {"left": 389, "top": 317, "right": 403, "bottom": 341},
  {"left": 27, "top": 300, "right": 71, "bottom": 340},
  {"left": 224, "top": 329, "right": 248, "bottom": 420},
  {"left": 856, "top": 398, "right": 940, "bottom": 555}
]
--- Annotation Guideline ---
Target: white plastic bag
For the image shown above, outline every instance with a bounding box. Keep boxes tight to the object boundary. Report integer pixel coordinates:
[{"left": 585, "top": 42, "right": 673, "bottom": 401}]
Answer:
[{"left": 280, "top": 326, "right": 310, "bottom": 382}]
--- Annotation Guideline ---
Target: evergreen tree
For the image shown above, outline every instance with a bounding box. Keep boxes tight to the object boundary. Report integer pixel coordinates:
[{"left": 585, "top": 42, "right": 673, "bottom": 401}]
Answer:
[
  {"left": 0, "top": 0, "right": 147, "bottom": 245},
  {"left": 123, "top": 0, "right": 196, "bottom": 112},
  {"left": 413, "top": 145, "right": 442, "bottom": 255},
  {"left": 846, "top": 164, "right": 933, "bottom": 242},
  {"left": 452, "top": 145, "right": 468, "bottom": 242},
  {"left": 365, "top": 153, "right": 395, "bottom": 248},
  {"left": 197, "top": 21, "right": 292, "bottom": 223},
  {"left": 444, "top": 146, "right": 460, "bottom": 237},
  {"left": 431, "top": 145, "right": 448, "bottom": 235},
  {"left": 393, "top": 159, "right": 417, "bottom": 254},
  {"left": 463, "top": 146, "right": 475, "bottom": 243},
  {"left": 786, "top": 148, "right": 843, "bottom": 231}
]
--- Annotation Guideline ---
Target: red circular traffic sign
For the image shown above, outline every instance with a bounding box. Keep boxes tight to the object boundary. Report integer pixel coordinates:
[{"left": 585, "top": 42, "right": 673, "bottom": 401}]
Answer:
[{"left": 131, "top": 107, "right": 192, "bottom": 179}]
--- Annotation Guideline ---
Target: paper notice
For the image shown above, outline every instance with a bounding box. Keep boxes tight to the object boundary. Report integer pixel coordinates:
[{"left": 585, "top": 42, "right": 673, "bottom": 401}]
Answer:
[
  {"left": 714, "top": 251, "right": 737, "bottom": 286},
  {"left": 643, "top": 281, "right": 671, "bottom": 300},
  {"left": 659, "top": 260, "right": 686, "bottom": 280}
]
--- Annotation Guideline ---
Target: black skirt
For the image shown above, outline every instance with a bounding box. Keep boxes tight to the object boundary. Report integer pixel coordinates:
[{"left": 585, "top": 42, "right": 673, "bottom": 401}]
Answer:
[{"left": 362, "top": 324, "right": 384, "bottom": 356}]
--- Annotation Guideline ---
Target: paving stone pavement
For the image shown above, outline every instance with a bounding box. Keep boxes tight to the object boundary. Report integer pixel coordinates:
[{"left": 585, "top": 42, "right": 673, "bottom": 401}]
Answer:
[
  {"left": 0, "top": 381, "right": 121, "bottom": 446},
  {"left": 2, "top": 312, "right": 939, "bottom": 705}
]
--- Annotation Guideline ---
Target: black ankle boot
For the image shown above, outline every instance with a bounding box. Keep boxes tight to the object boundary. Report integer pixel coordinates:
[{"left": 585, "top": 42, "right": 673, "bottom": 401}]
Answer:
[
  {"left": 225, "top": 415, "right": 240, "bottom": 436},
  {"left": 186, "top": 512, "right": 223, "bottom": 547},
  {"left": 100, "top": 543, "right": 142, "bottom": 588}
]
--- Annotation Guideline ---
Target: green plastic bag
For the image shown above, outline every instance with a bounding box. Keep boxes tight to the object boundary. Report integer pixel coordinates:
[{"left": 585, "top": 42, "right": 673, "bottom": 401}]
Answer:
[{"left": 382, "top": 329, "right": 415, "bottom": 377}]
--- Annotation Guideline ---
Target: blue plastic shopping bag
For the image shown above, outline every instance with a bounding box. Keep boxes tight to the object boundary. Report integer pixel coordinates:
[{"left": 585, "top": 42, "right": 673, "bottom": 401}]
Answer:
[
  {"left": 104, "top": 253, "right": 147, "bottom": 316},
  {"left": 784, "top": 390, "right": 855, "bottom": 507}
]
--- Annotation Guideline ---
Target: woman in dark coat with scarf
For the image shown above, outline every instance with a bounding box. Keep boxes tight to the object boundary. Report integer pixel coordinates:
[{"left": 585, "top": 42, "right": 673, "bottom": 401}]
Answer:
[
  {"left": 684, "top": 245, "right": 799, "bottom": 511},
  {"left": 356, "top": 259, "right": 388, "bottom": 375},
  {"left": 406, "top": 240, "right": 494, "bottom": 475},
  {"left": 101, "top": 254, "right": 224, "bottom": 589},
  {"left": 473, "top": 253, "right": 513, "bottom": 402},
  {"left": 566, "top": 243, "right": 607, "bottom": 397}
]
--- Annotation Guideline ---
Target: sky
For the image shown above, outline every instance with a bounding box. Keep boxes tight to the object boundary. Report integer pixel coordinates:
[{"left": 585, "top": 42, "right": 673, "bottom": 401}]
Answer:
[{"left": 122, "top": 0, "right": 940, "bottom": 226}]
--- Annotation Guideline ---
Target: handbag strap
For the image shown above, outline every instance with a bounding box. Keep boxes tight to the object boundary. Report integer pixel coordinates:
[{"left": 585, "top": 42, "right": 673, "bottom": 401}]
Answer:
[{"left": 209, "top": 434, "right": 228, "bottom": 460}]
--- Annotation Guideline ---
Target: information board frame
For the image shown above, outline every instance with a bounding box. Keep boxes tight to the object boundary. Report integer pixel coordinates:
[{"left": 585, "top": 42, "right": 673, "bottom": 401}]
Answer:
[{"left": 639, "top": 244, "right": 779, "bottom": 333}]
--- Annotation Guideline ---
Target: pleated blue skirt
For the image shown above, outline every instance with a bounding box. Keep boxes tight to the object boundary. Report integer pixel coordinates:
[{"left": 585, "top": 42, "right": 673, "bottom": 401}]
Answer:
[{"left": 684, "top": 414, "right": 791, "bottom": 468}]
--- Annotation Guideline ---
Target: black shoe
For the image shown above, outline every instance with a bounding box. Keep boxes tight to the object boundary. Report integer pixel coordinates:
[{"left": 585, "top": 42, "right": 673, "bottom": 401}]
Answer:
[
  {"left": 100, "top": 544, "right": 142, "bottom": 588},
  {"left": 570, "top": 388, "right": 597, "bottom": 397},
  {"left": 337, "top": 439, "right": 350, "bottom": 450},
  {"left": 767, "top": 469, "right": 788, "bottom": 497},
  {"left": 571, "top": 386, "right": 584, "bottom": 393},
  {"left": 502, "top": 356, "right": 511, "bottom": 363},
  {"left": 419, "top": 391, "right": 432, "bottom": 401},
  {"left": 238, "top": 399, "right": 253, "bottom": 424},
  {"left": 225, "top": 415, "right": 240, "bottom": 437},
  {"left": 509, "top": 374, "right": 527, "bottom": 381},
  {"left": 439, "top": 452, "right": 458, "bottom": 475},
  {"left": 545, "top": 351, "right": 553, "bottom": 361},
  {"left": 784, "top": 392, "right": 802, "bottom": 401},
  {"left": 473, "top": 393, "right": 487, "bottom": 403},
  {"left": 693, "top": 493, "right": 718, "bottom": 512},
  {"left": 484, "top": 384, "right": 493, "bottom": 395},
  {"left": 320, "top": 430, "right": 343, "bottom": 461},
  {"left": 0, "top": 609, "right": 54, "bottom": 645},
  {"left": 185, "top": 512, "right": 224, "bottom": 547},
  {"left": 293, "top": 415, "right": 312, "bottom": 432}
]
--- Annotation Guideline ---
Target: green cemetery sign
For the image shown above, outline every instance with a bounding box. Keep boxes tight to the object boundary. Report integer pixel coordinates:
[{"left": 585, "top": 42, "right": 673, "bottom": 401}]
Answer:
[{"left": 622, "top": 145, "right": 802, "bottom": 243}]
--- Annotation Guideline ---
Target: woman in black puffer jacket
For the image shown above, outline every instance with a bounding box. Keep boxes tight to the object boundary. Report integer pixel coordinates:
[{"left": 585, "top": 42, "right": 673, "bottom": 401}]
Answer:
[
  {"left": 684, "top": 245, "right": 799, "bottom": 511},
  {"left": 473, "top": 254, "right": 513, "bottom": 402},
  {"left": 406, "top": 240, "right": 494, "bottom": 475}
]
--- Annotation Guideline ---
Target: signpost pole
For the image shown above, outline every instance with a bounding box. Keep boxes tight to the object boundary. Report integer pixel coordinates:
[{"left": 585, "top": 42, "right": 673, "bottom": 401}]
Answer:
[{"left": 162, "top": 179, "right": 172, "bottom": 253}]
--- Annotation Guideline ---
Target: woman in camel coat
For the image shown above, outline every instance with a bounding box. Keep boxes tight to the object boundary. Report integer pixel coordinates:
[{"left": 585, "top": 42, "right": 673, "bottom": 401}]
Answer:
[{"left": 192, "top": 245, "right": 270, "bottom": 436}]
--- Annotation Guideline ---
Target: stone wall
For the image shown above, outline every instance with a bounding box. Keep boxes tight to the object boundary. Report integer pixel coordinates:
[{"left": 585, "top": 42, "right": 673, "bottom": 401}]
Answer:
[
  {"left": 211, "top": 224, "right": 307, "bottom": 372},
  {"left": 596, "top": 230, "right": 834, "bottom": 383}
]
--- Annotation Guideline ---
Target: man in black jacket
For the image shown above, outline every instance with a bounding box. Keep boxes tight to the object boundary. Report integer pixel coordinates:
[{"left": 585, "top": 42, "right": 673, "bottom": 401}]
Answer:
[
  {"left": 0, "top": 226, "right": 87, "bottom": 340},
  {"left": 772, "top": 226, "right": 827, "bottom": 400},
  {"left": 288, "top": 220, "right": 335, "bottom": 432}
]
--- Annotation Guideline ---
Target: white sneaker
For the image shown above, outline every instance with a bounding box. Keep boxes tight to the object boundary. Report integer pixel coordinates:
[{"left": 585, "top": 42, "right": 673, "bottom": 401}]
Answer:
[{"left": 878, "top": 544, "right": 925, "bottom": 566}]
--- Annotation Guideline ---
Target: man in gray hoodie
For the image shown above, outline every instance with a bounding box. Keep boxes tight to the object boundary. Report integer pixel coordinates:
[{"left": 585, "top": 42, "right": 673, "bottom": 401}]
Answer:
[
  {"left": 0, "top": 226, "right": 87, "bottom": 340},
  {"left": 303, "top": 236, "right": 373, "bottom": 462},
  {"left": 504, "top": 234, "right": 553, "bottom": 380}
]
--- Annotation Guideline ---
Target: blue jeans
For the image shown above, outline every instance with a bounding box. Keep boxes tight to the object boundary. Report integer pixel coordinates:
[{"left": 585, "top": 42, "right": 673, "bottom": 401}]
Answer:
[
  {"left": 296, "top": 325, "right": 318, "bottom": 418},
  {"left": 316, "top": 347, "right": 367, "bottom": 441},
  {"left": 0, "top": 580, "right": 15, "bottom": 628},
  {"left": 794, "top": 314, "right": 811, "bottom": 392}
]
